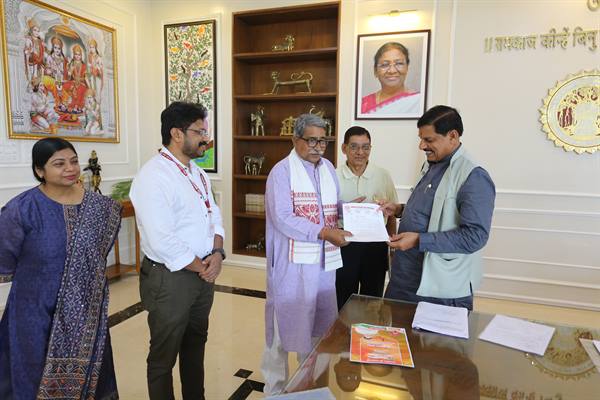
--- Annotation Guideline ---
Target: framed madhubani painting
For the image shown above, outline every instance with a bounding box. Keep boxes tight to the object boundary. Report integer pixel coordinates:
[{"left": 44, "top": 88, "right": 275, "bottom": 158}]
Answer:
[
  {"left": 0, "top": 0, "right": 119, "bottom": 142},
  {"left": 164, "top": 19, "right": 217, "bottom": 173},
  {"left": 355, "top": 30, "right": 430, "bottom": 120}
]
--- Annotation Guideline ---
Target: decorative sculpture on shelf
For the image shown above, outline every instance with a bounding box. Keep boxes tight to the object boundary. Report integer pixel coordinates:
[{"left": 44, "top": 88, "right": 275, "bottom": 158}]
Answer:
[
  {"left": 267, "top": 71, "right": 313, "bottom": 95},
  {"left": 308, "top": 105, "right": 334, "bottom": 136},
  {"left": 83, "top": 150, "right": 102, "bottom": 194},
  {"left": 280, "top": 116, "right": 296, "bottom": 136},
  {"left": 271, "top": 34, "right": 295, "bottom": 52},
  {"left": 243, "top": 154, "right": 265, "bottom": 175},
  {"left": 245, "top": 236, "right": 265, "bottom": 251},
  {"left": 250, "top": 105, "right": 265, "bottom": 136}
]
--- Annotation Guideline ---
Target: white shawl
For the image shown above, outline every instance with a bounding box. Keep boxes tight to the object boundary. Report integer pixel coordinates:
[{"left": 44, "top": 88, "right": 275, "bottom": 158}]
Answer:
[{"left": 288, "top": 149, "right": 342, "bottom": 271}]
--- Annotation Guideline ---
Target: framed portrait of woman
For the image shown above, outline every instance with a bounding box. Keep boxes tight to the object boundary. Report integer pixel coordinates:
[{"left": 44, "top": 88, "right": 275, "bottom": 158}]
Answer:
[{"left": 355, "top": 30, "right": 430, "bottom": 120}]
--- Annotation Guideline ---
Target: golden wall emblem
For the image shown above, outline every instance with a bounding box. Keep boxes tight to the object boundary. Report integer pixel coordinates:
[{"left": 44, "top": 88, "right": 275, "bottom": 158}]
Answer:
[
  {"left": 525, "top": 327, "right": 600, "bottom": 380},
  {"left": 539, "top": 69, "right": 600, "bottom": 154}
]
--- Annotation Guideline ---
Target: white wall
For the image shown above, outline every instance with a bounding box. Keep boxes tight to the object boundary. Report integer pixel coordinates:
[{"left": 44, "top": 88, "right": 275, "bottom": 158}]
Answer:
[
  {"left": 1, "top": 0, "right": 598, "bottom": 310},
  {"left": 0, "top": 0, "right": 150, "bottom": 307},
  {"left": 347, "top": 1, "right": 600, "bottom": 309}
]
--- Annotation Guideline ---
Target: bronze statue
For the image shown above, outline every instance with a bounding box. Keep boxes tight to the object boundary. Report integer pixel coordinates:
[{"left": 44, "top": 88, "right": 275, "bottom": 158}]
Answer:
[
  {"left": 309, "top": 105, "right": 333, "bottom": 136},
  {"left": 250, "top": 105, "right": 265, "bottom": 136},
  {"left": 243, "top": 154, "right": 265, "bottom": 175},
  {"left": 271, "top": 35, "right": 295, "bottom": 52},
  {"left": 245, "top": 236, "right": 265, "bottom": 251},
  {"left": 280, "top": 116, "right": 296, "bottom": 136},
  {"left": 267, "top": 71, "right": 313, "bottom": 95},
  {"left": 83, "top": 150, "right": 102, "bottom": 194}
]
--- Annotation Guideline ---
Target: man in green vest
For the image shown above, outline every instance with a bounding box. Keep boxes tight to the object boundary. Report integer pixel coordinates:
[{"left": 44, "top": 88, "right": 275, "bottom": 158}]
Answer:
[{"left": 382, "top": 105, "right": 496, "bottom": 310}]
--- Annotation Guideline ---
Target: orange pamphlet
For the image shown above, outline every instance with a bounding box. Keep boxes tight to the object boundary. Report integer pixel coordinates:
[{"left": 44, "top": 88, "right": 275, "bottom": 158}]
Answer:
[{"left": 350, "top": 323, "right": 414, "bottom": 368}]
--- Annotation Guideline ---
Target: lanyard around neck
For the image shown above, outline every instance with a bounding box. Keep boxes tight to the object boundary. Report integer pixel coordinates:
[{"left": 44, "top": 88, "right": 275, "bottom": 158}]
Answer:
[{"left": 159, "top": 151, "right": 211, "bottom": 212}]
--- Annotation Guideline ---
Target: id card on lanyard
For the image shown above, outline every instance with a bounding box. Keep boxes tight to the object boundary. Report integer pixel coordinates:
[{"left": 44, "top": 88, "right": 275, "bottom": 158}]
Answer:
[{"left": 160, "top": 151, "right": 215, "bottom": 238}]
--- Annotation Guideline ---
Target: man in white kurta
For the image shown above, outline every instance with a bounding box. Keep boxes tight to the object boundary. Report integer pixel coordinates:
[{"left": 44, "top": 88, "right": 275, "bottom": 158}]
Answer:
[{"left": 261, "top": 114, "right": 352, "bottom": 395}]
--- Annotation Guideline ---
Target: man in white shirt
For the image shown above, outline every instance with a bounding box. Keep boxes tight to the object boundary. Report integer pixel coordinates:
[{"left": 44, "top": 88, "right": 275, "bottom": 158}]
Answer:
[
  {"left": 130, "top": 102, "right": 225, "bottom": 400},
  {"left": 336, "top": 126, "right": 397, "bottom": 310}
]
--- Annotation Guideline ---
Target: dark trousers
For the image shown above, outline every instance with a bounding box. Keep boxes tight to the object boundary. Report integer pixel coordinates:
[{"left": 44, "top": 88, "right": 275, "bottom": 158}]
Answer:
[
  {"left": 140, "top": 257, "right": 215, "bottom": 400},
  {"left": 336, "top": 242, "right": 389, "bottom": 310}
]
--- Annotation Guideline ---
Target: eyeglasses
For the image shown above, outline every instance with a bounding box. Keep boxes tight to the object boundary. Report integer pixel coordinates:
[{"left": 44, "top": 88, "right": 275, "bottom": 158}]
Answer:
[
  {"left": 185, "top": 127, "right": 209, "bottom": 137},
  {"left": 298, "top": 136, "right": 328, "bottom": 148},
  {"left": 376, "top": 62, "right": 406, "bottom": 72},
  {"left": 348, "top": 143, "right": 371, "bottom": 152}
]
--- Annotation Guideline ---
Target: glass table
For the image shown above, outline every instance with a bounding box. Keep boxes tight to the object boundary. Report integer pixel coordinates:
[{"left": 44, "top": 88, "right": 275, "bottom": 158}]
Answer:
[{"left": 284, "top": 294, "right": 600, "bottom": 399}]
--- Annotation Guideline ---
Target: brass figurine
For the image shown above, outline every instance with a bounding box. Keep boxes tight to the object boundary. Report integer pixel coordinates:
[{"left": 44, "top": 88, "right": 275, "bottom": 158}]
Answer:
[
  {"left": 83, "top": 150, "right": 102, "bottom": 194},
  {"left": 267, "top": 71, "right": 313, "bottom": 95},
  {"left": 243, "top": 154, "right": 265, "bottom": 175},
  {"left": 308, "top": 105, "right": 333, "bottom": 136},
  {"left": 245, "top": 236, "right": 265, "bottom": 251},
  {"left": 280, "top": 116, "right": 296, "bottom": 136},
  {"left": 271, "top": 34, "right": 295, "bottom": 52},
  {"left": 250, "top": 105, "right": 265, "bottom": 136}
]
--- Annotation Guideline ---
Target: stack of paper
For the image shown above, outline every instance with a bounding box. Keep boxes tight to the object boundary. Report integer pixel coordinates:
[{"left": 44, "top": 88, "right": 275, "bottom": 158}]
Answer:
[
  {"left": 411, "top": 301, "right": 469, "bottom": 339},
  {"left": 478, "top": 315, "right": 555, "bottom": 356}
]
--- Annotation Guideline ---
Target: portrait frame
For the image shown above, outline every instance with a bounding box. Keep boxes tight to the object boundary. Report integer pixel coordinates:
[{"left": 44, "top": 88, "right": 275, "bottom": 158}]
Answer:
[
  {"left": 164, "top": 19, "right": 217, "bottom": 173},
  {"left": 0, "top": 0, "right": 120, "bottom": 142},
  {"left": 355, "top": 30, "right": 430, "bottom": 120}
]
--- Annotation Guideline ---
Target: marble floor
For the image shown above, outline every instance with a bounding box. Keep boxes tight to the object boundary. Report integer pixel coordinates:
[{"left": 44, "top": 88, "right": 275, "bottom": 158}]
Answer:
[
  {"left": 103, "top": 265, "right": 600, "bottom": 400},
  {"left": 2, "top": 265, "right": 599, "bottom": 399}
]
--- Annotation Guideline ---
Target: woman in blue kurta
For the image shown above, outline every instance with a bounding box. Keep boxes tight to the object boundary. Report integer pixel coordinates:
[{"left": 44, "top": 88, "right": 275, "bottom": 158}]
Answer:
[{"left": 0, "top": 138, "right": 122, "bottom": 399}]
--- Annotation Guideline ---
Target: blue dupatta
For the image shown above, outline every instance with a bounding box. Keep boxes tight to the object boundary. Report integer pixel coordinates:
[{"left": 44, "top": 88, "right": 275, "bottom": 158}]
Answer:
[{"left": 36, "top": 191, "right": 121, "bottom": 399}]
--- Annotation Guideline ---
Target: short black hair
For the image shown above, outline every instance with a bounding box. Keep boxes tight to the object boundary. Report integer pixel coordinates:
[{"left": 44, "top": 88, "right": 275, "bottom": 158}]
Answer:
[
  {"left": 31, "top": 138, "right": 77, "bottom": 183},
  {"left": 343, "top": 126, "right": 371, "bottom": 144},
  {"left": 374, "top": 42, "right": 410, "bottom": 69},
  {"left": 417, "top": 105, "right": 463, "bottom": 136},
  {"left": 161, "top": 101, "right": 208, "bottom": 146}
]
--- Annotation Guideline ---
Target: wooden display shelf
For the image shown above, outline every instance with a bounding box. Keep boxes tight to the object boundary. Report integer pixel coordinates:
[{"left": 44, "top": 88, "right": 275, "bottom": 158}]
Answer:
[
  {"left": 234, "top": 174, "right": 268, "bottom": 181},
  {"left": 233, "top": 248, "right": 266, "bottom": 257},
  {"left": 234, "top": 47, "right": 337, "bottom": 63},
  {"left": 234, "top": 2, "right": 338, "bottom": 25},
  {"left": 232, "top": 2, "right": 339, "bottom": 258},
  {"left": 233, "top": 135, "right": 293, "bottom": 141},
  {"left": 234, "top": 211, "right": 266, "bottom": 220},
  {"left": 234, "top": 93, "right": 337, "bottom": 101}
]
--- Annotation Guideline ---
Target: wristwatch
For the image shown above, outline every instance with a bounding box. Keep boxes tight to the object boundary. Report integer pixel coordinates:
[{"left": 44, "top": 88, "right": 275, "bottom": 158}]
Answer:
[{"left": 211, "top": 247, "right": 226, "bottom": 260}]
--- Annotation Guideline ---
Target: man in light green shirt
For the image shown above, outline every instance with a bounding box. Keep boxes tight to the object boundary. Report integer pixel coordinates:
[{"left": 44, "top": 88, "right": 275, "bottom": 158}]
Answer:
[{"left": 336, "top": 126, "right": 398, "bottom": 310}]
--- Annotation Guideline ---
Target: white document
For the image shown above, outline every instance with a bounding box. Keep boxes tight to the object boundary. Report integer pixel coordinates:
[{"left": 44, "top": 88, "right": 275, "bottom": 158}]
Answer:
[
  {"left": 478, "top": 314, "right": 555, "bottom": 356},
  {"left": 266, "top": 387, "right": 335, "bottom": 400},
  {"left": 580, "top": 339, "right": 600, "bottom": 373},
  {"left": 411, "top": 301, "right": 469, "bottom": 339},
  {"left": 342, "top": 203, "right": 389, "bottom": 242}
]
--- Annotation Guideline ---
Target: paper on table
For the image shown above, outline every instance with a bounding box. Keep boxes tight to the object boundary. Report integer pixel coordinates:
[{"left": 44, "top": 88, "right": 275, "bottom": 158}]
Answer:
[
  {"left": 342, "top": 203, "right": 389, "bottom": 242},
  {"left": 411, "top": 301, "right": 469, "bottom": 339},
  {"left": 580, "top": 339, "right": 600, "bottom": 373},
  {"left": 266, "top": 387, "right": 335, "bottom": 400},
  {"left": 478, "top": 315, "right": 555, "bottom": 356}
]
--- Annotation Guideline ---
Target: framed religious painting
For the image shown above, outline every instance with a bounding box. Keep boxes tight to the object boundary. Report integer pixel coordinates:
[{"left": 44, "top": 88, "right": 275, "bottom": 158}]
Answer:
[
  {"left": 0, "top": 0, "right": 119, "bottom": 142},
  {"left": 164, "top": 19, "right": 217, "bottom": 173},
  {"left": 355, "top": 30, "right": 430, "bottom": 120}
]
